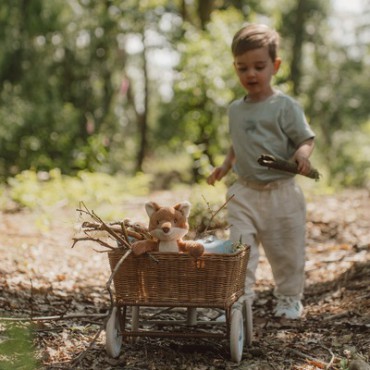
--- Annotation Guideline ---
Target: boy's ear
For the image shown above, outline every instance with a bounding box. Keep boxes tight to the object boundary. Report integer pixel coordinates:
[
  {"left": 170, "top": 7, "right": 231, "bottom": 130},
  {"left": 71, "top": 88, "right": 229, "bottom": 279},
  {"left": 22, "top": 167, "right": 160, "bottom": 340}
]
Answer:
[{"left": 273, "top": 57, "right": 281, "bottom": 74}]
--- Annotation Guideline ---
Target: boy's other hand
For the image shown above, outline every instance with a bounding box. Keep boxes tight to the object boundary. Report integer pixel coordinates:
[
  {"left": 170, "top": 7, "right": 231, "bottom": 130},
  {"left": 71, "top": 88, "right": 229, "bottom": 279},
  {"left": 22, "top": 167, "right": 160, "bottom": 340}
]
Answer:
[{"left": 207, "top": 166, "right": 228, "bottom": 185}]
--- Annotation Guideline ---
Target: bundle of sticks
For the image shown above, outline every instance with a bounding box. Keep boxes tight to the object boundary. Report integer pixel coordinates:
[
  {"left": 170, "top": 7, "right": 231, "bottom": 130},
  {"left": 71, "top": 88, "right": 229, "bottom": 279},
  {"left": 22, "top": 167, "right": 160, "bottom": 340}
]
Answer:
[{"left": 71, "top": 203, "right": 152, "bottom": 251}]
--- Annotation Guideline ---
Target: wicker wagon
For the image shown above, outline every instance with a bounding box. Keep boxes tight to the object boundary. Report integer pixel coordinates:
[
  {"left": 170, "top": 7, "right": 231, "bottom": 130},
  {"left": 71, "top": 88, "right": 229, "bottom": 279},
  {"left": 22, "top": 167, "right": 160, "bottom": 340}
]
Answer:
[{"left": 105, "top": 245, "right": 252, "bottom": 363}]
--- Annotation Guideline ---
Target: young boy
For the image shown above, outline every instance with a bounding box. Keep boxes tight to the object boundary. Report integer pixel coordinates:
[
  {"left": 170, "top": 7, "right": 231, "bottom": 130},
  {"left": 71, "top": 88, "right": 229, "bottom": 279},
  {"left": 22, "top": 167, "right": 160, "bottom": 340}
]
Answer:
[{"left": 207, "top": 23, "right": 315, "bottom": 319}]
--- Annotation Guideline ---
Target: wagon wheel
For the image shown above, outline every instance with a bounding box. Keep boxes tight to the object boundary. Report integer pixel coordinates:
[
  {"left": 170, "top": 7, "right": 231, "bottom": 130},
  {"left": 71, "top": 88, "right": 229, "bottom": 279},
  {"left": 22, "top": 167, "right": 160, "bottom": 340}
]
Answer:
[
  {"left": 106, "top": 307, "right": 122, "bottom": 358},
  {"left": 229, "top": 309, "right": 244, "bottom": 363},
  {"left": 243, "top": 299, "right": 253, "bottom": 347}
]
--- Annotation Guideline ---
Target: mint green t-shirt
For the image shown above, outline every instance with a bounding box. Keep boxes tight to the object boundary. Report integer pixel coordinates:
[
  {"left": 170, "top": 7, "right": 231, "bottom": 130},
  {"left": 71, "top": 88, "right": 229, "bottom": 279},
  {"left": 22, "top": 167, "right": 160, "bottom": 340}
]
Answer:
[{"left": 229, "top": 90, "right": 315, "bottom": 183}]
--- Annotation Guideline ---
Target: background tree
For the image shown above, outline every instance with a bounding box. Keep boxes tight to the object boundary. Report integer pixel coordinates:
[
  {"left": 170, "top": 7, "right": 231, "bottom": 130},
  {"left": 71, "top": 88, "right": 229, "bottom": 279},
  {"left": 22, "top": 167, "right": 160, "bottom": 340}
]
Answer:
[
  {"left": 156, "top": 9, "right": 245, "bottom": 181},
  {"left": 303, "top": 2, "right": 370, "bottom": 186},
  {"left": 0, "top": 0, "right": 120, "bottom": 176},
  {"left": 0, "top": 0, "right": 369, "bottom": 187}
]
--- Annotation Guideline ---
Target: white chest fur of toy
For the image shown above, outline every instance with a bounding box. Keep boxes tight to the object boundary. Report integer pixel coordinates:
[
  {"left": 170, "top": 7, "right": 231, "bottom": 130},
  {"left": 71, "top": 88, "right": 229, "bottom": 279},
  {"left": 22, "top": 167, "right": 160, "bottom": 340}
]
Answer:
[
  {"left": 151, "top": 226, "right": 188, "bottom": 252},
  {"left": 158, "top": 240, "right": 179, "bottom": 252}
]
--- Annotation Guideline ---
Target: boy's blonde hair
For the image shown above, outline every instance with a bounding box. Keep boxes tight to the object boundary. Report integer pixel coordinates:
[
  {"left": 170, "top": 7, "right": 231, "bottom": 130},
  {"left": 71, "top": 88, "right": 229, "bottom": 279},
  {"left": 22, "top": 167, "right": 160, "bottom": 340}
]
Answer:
[{"left": 231, "top": 24, "right": 280, "bottom": 61}]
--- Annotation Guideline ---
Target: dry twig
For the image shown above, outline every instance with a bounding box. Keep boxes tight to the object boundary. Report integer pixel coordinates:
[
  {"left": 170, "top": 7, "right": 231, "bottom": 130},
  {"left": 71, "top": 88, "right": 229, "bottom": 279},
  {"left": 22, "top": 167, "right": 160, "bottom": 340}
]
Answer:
[
  {"left": 198, "top": 194, "right": 235, "bottom": 237},
  {"left": 257, "top": 154, "right": 321, "bottom": 180},
  {"left": 73, "top": 203, "right": 153, "bottom": 252},
  {"left": 70, "top": 325, "right": 105, "bottom": 367},
  {"left": 0, "top": 313, "right": 108, "bottom": 322},
  {"left": 288, "top": 348, "right": 330, "bottom": 369}
]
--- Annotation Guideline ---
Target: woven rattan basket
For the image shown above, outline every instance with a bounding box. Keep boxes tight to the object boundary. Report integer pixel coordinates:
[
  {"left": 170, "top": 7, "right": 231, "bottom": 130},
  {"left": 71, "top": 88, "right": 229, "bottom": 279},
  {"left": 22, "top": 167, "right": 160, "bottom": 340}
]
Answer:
[{"left": 108, "top": 246, "right": 250, "bottom": 309}]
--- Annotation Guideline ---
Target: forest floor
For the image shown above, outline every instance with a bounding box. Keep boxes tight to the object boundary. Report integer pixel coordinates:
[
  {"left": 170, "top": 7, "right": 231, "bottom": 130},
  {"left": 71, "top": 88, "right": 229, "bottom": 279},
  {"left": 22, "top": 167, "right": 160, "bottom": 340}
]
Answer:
[{"left": 0, "top": 188, "right": 369, "bottom": 370}]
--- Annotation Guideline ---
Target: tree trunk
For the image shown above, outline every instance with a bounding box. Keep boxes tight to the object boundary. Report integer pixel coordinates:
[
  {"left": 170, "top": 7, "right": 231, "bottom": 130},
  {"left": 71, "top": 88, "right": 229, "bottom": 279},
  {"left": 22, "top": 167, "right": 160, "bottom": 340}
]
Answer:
[
  {"left": 197, "top": 0, "right": 215, "bottom": 29},
  {"left": 290, "top": 0, "right": 306, "bottom": 96},
  {"left": 135, "top": 31, "right": 149, "bottom": 173}
]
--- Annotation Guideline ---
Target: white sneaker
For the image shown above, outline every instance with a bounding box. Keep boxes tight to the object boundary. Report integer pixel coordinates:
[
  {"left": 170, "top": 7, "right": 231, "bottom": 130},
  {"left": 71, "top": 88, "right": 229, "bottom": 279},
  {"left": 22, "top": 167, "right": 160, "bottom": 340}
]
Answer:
[{"left": 274, "top": 297, "right": 303, "bottom": 319}]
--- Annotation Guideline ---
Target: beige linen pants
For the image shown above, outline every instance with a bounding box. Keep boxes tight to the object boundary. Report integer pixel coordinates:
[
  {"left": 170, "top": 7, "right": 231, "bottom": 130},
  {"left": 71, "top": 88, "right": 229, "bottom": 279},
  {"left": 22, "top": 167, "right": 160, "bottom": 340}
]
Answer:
[{"left": 227, "top": 178, "right": 306, "bottom": 300}]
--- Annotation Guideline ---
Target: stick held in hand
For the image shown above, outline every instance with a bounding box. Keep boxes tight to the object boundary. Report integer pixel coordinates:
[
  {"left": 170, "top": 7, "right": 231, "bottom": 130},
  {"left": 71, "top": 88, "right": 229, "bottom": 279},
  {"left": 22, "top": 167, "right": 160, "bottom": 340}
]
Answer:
[{"left": 257, "top": 154, "right": 320, "bottom": 181}]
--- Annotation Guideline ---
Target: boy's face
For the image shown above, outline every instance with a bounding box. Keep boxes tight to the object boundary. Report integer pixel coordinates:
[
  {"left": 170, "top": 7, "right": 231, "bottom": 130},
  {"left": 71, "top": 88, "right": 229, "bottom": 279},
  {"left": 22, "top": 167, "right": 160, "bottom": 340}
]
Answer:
[{"left": 233, "top": 46, "right": 281, "bottom": 102}]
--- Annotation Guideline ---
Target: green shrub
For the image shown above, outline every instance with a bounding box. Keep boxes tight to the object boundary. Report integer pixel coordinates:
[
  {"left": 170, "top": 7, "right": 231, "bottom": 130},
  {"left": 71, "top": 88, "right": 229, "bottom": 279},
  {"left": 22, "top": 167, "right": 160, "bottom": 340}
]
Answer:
[
  {"left": 4, "top": 169, "right": 153, "bottom": 221},
  {"left": 0, "top": 323, "right": 38, "bottom": 370}
]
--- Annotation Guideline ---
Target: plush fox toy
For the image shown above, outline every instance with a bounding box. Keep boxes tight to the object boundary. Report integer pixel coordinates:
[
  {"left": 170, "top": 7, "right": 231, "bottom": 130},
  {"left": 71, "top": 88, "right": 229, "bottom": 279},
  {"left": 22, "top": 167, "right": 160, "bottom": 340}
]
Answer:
[{"left": 131, "top": 201, "right": 204, "bottom": 258}]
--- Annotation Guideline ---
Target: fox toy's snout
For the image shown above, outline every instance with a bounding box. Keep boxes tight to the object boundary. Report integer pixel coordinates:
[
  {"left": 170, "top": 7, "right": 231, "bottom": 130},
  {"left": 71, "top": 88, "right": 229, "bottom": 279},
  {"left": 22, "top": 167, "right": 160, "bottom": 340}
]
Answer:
[{"left": 161, "top": 222, "right": 171, "bottom": 234}]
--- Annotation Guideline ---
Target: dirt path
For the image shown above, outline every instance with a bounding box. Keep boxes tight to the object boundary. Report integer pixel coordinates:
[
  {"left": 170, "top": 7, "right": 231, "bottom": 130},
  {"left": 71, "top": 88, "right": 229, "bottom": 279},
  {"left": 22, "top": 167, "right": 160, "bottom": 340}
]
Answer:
[{"left": 0, "top": 189, "right": 369, "bottom": 369}]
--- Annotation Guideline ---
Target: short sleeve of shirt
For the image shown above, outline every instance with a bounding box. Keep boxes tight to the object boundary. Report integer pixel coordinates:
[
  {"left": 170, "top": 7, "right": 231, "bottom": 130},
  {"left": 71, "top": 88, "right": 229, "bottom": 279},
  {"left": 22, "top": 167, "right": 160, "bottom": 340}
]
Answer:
[{"left": 280, "top": 96, "right": 314, "bottom": 147}]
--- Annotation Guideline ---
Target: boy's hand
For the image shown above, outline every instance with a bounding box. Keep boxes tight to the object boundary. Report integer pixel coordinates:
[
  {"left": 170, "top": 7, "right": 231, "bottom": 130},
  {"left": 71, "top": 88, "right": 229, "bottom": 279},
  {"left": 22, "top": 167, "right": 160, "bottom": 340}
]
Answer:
[
  {"left": 293, "top": 138, "right": 314, "bottom": 176},
  {"left": 207, "top": 146, "right": 234, "bottom": 185},
  {"left": 294, "top": 155, "right": 311, "bottom": 176},
  {"left": 207, "top": 165, "right": 229, "bottom": 185}
]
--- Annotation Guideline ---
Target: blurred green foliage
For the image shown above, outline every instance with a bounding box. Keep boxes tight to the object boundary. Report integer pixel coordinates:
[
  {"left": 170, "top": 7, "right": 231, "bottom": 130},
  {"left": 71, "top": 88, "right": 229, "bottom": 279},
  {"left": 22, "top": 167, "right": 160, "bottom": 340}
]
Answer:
[
  {"left": 0, "top": 0, "right": 369, "bottom": 187},
  {"left": 0, "top": 166, "right": 230, "bottom": 234},
  {"left": 2, "top": 169, "right": 152, "bottom": 221}
]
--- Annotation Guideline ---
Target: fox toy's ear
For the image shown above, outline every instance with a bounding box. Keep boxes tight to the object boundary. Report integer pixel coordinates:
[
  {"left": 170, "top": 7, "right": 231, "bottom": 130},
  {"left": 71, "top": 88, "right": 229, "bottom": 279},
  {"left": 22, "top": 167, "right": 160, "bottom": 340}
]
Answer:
[
  {"left": 174, "top": 201, "right": 191, "bottom": 218},
  {"left": 145, "top": 202, "right": 160, "bottom": 218}
]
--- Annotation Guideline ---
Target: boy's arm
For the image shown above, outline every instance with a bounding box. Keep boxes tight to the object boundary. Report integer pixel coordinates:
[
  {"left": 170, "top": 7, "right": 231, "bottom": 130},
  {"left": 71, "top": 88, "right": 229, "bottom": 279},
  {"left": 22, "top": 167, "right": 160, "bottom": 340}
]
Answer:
[
  {"left": 207, "top": 146, "right": 235, "bottom": 185},
  {"left": 292, "top": 138, "right": 315, "bottom": 175}
]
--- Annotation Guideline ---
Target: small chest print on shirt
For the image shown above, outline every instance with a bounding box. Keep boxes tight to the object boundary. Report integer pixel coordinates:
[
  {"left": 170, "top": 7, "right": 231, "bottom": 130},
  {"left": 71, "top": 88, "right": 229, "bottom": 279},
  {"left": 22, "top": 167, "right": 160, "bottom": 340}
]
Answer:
[{"left": 244, "top": 119, "right": 257, "bottom": 134}]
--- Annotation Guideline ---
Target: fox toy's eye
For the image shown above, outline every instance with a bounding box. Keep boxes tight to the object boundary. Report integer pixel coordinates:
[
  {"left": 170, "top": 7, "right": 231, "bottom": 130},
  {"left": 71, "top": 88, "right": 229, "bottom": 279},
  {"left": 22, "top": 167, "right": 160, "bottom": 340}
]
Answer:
[
  {"left": 174, "top": 218, "right": 177, "bottom": 224},
  {"left": 157, "top": 220, "right": 160, "bottom": 225}
]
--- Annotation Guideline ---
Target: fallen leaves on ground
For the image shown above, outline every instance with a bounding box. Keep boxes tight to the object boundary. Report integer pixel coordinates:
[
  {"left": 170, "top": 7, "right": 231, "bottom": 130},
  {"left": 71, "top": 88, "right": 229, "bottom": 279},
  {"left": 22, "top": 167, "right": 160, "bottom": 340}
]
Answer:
[{"left": 0, "top": 189, "right": 369, "bottom": 369}]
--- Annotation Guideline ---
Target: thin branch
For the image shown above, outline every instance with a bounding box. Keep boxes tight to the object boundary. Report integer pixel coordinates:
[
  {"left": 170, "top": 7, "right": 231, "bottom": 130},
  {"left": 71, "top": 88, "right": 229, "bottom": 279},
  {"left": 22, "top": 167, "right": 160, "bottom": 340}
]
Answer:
[
  {"left": 106, "top": 249, "right": 132, "bottom": 289},
  {"left": 92, "top": 249, "right": 112, "bottom": 254},
  {"left": 90, "top": 210, "right": 129, "bottom": 247},
  {"left": 0, "top": 313, "right": 108, "bottom": 322},
  {"left": 288, "top": 348, "right": 329, "bottom": 368},
  {"left": 72, "top": 235, "right": 116, "bottom": 250},
  {"left": 70, "top": 325, "right": 105, "bottom": 367},
  {"left": 120, "top": 220, "right": 130, "bottom": 242},
  {"left": 124, "top": 219, "right": 153, "bottom": 239},
  {"left": 316, "top": 344, "right": 337, "bottom": 369},
  {"left": 82, "top": 221, "right": 144, "bottom": 242},
  {"left": 326, "top": 350, "right": 336, "bottom": 370},
  {"left": 200, "top": 194, "right": 235, "bottom": 236}
]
